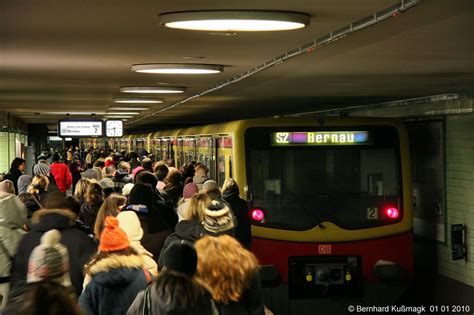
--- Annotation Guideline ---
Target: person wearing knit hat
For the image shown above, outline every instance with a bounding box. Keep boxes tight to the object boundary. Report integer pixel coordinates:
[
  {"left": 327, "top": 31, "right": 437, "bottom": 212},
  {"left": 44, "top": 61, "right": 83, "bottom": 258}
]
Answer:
[
  {"left": 33, "top": 162, "right": 51, "bottom": 176},
  {"left": 121, "top": 183, "right": 134, "bottom": 197},
  {"left": 79, "top": 216, "right": 151, "bottom": 315},
  {"left": 203, "top": 199, "right": 236, "bottom": 236},
  {"left": 177, "top": 182, "right": 199, "bottom": 221},
  {"left": 99, "top": 177, "right": 115, "bottom": 198},
  {"left": 117, "top": 211, "right": 158, "bottom": 276},
  {"left": 2, "top": 229, "right": 82, "bottom": 315},
  {"left": 127, "top": 240, "right": 216, "bottom": 315},
  {"left": 27, "top": 229, "right": 72, "bottom": 287},
  {"left": 17, "top": 175, "right": 32, "bottom": 195}
]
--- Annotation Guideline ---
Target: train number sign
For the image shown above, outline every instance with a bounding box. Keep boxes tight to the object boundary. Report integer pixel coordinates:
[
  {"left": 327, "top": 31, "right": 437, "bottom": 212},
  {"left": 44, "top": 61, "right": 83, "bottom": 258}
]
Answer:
[{"left": 318, "top": 244, "right": 332, "bottom": 255}]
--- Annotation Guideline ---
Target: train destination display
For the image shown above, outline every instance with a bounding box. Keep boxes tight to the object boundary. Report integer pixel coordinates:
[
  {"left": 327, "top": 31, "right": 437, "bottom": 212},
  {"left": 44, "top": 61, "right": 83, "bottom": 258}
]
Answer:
[
  {"left": 272, "top": 131, "right": 370, "bottom": 145},
  {"left": 58, "top": 120, "right": 103, "bottom": 137}
]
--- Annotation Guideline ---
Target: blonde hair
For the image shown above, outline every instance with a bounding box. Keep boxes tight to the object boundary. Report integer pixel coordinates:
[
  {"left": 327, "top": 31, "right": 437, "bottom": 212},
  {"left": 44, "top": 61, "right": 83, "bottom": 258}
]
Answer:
[
  {"left": 94, "top": 194, "right": 127, "bottom": 237},
  {"left": 183, "top": 193, "right": 210, "bottom": 222},
  {"left": 221, "top": 178, "right": 238, "bottom": 193},
  {"left": 27, "top": 174, "right": 49, "bottom": 195},
  {"left": 74, "top": 179, "right": 91, "bottom": 200},
  {"left": 195, "top": 235, "right": 259, "bottom": 303}
]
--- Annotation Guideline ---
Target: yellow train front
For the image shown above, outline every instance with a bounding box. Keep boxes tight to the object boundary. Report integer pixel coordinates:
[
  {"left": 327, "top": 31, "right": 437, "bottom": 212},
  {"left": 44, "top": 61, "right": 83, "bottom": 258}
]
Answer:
[{"left": 128, "top": 117, "right": 413, "bottom": 299}]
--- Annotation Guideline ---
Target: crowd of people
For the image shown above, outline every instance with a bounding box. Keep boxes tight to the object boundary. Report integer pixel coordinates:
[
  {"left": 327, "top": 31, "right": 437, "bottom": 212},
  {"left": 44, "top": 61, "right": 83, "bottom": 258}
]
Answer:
[{"left": 0, "top": 147, "right": 259, "bottom": 315}]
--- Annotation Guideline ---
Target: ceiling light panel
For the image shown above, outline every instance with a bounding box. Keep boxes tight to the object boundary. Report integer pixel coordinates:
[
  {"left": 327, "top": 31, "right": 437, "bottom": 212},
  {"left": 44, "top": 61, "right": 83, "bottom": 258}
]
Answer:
[
  {"left": 109, "top": 107, "right": 150, "bottom": 111},
  {"left": 158, "top": 11, "right": 310, "bottom": 32},
  {"left": 132, "top": 63, "right": 223, "bottom": 74},
  {"left": 120, "top": 86, "right": 186, "bottom": 93},
  {"left": 113, "top": 98, "right": 163, "bottom": 104},
  {"left": 106, "top": 112, "right": 141, "bottom": 115}
]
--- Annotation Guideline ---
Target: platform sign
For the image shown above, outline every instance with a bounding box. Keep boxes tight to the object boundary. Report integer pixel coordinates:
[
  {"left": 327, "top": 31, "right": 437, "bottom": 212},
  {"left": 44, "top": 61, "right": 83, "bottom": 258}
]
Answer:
[
  {"left": 272, "top": 131, "right": 370, "bottom": 146},
  {"left": 58, "top": 120, "right": 103, "bottom": 138}
]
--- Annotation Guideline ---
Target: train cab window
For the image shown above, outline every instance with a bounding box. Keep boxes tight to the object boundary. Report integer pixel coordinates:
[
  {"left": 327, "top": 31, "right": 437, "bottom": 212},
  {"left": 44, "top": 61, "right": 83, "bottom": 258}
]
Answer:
[
  {"left": 218, "top": 156, "right": 226, "bottom": 185},
  {"left": 245, "top": 127, "right": 402, "bottom": 231}
]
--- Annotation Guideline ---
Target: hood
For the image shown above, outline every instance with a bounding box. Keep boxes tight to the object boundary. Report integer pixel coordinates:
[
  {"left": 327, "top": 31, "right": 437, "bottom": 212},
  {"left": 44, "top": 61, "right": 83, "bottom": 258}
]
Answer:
[
  {"left": 115, "top": 170, "right": 130, "bottom": 177},
  {"left": 174, "top": 220, "right": 205, "bottom": 242},
  {"left": 88, "top": 254, "right": 144, "bottom": 286},
  {"left": 0, "top": 193, "right": 27, "bottom": 229},
  {"left": 31, "top": 209, "right": 77, "bottom": 232},
  {"left": 222, "top": 186, "right": 240, "bottom": 200}
]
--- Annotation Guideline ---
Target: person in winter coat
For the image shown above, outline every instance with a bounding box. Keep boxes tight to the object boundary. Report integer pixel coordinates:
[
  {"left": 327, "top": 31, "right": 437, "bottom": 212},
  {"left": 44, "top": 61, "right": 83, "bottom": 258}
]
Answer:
[
  {"left": 123, "top": 183, "right": 170, "bottom": 259},
  {"left": 8, "top": 202, "right": 97, "bottom": 299},
  {"left": 127, "top": 240, "right": 217, "bottom": 315},
  {"left": 153, "top": 161, "right": 168, "bottom": 192},
  {"left": 221, "top": 178, "right": 252, "bottom": 249},
  {"left": 195, "top": 235, "right": 264, "bottom": 315},
  {"left": 74, "top": 178, "right": 91, "bottom": 205},
  {"left": 2, "top": 230, "right": 83, "bottom": 315},
  {"left": 112, "top": 162, "right": 133, "bottom": 194},
  {"left": 17, "top": 175, "right": 32, "bottom": 195},
  {"left": 117, "top": 211, "right": 158, "bottom": 277},
  {"left": 34, "top": 161, "right": 60, "bottom": 193},
  {"left": 192, "top": 164, "right": 209, "bottom": 191},
  {"left": 79, "top": 216, "right": 152, "bottom": 315},
  {"left": 158, "top": 193, "right": 210, "bottom": 267},
  {"left": 4, "top": 158, "right": 26, "bottom": 195},
  {"left": 163, "top": 169, "right": 183, "bottom": 207},
  {"left": 69, "top": 157, "right": 84, "bottom": 195},
  {"left": 49, "top": 153, "right": 72, "bottom": 193},
  {"left": 177, "top": 182, "right": 199, "bottom": 221},
  {"left": 0, "top": 192, "right": 27, "bottom": 308},
  {"left": 27, "top": 174, "right": 50, "bottom": 207},
  {"left": 79, "top": 182, "right": 104, "bottom": 230},
  {"left": 0, "top": 180, "right": 16, "bottom": 195}
]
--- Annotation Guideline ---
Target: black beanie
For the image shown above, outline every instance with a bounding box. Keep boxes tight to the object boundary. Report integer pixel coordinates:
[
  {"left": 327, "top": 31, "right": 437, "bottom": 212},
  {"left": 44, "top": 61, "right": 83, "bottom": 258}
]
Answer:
[
  {"left": 128, "top": 183, "right": 154, "bottom": 210},
  {"left": 162, "top": 240, "right": 197, "bottom": 277}
]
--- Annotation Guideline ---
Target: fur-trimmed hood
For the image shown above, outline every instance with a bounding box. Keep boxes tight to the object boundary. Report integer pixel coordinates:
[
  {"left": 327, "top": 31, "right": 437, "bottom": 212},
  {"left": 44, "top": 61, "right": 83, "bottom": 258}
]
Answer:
[
  {"left": 30, "top": 208, "right": 77, "bottom": 232},
  {"left": 87, "top": 254, "right": 144, "bottom": 276},
  {"left": 87, "top": 254, "right": 145, "bottom": 287}
]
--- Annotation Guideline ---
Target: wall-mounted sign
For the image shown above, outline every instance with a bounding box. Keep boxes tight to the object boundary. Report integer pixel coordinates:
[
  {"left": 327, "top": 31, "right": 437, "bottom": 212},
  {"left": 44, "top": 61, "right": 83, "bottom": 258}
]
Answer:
[
  {"left": 105, "top": 120, "right": 123, "bottom": 137},
  {"left": 271, "top": 131, "right": 370, "bottom": 146},
  {"left": 58, "top": 120, "right": 103, "bottom": 138}
]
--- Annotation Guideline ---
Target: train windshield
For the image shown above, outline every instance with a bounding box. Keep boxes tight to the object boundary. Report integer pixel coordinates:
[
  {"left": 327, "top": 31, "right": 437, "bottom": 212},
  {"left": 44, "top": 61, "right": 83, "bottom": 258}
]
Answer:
[{"left": 245, "top": 126, "right": 402, "bottom": 230}]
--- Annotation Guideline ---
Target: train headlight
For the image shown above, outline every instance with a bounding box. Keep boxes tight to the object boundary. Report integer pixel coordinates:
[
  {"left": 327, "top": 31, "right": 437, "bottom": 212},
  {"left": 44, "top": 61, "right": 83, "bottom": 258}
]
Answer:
[
  {"left": 250, "top": 208, "right": 265, "bottom": 222},
  {"left": 384, "top": 206, "right": 399, "bottom": 219}
]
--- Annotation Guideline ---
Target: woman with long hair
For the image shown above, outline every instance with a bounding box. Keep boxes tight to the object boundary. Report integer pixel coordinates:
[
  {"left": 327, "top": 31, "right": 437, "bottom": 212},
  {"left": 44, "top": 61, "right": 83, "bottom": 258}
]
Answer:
[
  {"left": 79, "top": 182, "right": 104, "bottom": 230},
  {"left": 74, "top": 179, "right": 91, "bottom": 205},
  {"left": 158, "top": 193, "right": 210, "bottom": 267},
  {"left": 93, "top": 193, "right": 127, "bottom": 237},
  {"left": 27, "top": 174, "right": 50, "bottom": 206},
  {"left": 195, "top": 235, "right": 264, "bottom": 315}
]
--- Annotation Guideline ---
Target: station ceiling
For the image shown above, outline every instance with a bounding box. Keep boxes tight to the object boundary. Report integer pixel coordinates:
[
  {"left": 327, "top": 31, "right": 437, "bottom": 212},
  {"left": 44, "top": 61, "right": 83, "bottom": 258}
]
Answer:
[{"left": 0, "top": 0, "right": 473, "bottom": 131}]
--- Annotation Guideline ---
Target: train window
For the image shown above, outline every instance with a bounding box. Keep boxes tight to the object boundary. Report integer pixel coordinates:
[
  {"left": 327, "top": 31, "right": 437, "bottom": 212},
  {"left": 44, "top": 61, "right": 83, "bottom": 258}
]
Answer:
[
  {"left": 245, "top": 126, "right": 402, "bottom": 231},
  {"left": 218, "top": 156, "right": 226, "bottom": 185}
]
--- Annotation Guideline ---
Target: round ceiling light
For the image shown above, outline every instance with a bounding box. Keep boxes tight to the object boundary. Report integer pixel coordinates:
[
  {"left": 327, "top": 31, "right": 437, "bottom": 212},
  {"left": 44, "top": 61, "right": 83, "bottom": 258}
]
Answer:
[
  {"left": 158, "top": 10, "right": 310, "bottom": 32},
  {"left": 113, "top": 98, "right": 163, "bottom": 104},
  {"left": 120, "top": 86, "right": 186, "bottom": 94},
  {"left": 132, "top": 63, "right": 223, "bottom": 74}
]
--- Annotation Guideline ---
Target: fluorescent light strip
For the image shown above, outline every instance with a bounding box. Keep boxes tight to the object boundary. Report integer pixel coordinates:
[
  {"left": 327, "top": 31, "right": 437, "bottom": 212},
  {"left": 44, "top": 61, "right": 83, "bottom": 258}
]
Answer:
[
  {"left": 159, "top": 11, "right": 310, "bottom": 32},
  {"left": 104, "top": 116, "right": 134, "bottom": 119},
  {"left": 120, "top": 86, "right": 186, "bottom": 94},
  {"left": 132, "top": 63, "right": 223, "bottom": 74},
  {"left": 106, "top": 112, "right": 141, "bottom": 115},
  {"left": 109, "top": 107, "right": 150, "bottom": 111},
  {"left": 114, "top": 98, "right": 163, "bottom": 104}
]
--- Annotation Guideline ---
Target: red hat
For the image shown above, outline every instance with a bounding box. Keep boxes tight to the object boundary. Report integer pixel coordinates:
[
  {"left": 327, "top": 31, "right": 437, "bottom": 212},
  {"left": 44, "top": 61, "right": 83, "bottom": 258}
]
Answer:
[{"left": 99, "top": 216, "right": 130, "bottom": 252}]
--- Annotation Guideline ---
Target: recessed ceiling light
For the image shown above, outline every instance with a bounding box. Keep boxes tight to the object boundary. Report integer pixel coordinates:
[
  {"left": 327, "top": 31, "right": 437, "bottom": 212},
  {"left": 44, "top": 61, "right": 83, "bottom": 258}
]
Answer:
[
  {"left": 106, "top": 112, "right": 141, "bottom": 115},
  {"left": 113, "top": 98, "right": 163, "bottom": 104},
  {"left": 109, "top": 107, "right": 150, "bottom": 111},
  {"left": 132, "top": 63, "right": 223, "bottom": 74},
  {"left": 120, "top": 86, "right": 186, "bottom": 94},
  {"left": 158, "top": 10, "right": 310, "bottom": 32}
]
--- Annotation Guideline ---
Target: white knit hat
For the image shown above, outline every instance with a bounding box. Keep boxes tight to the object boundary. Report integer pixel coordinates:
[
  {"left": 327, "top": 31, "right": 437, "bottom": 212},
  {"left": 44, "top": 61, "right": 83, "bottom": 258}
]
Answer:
[
  {"left": 33, "top": 163, "right": 51, "bottom": 176},
  {"left": 117, "top": 211, "right": 144, "bottom": 242},
  {"left": 121, "top": 183, "right": 134, "bottom": 196}
]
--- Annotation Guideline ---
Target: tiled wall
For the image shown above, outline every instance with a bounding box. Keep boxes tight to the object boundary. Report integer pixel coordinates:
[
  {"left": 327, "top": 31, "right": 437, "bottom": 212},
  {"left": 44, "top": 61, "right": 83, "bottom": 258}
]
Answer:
[{"left": 0, "top": 130, "right": 28, "bottom": 174}]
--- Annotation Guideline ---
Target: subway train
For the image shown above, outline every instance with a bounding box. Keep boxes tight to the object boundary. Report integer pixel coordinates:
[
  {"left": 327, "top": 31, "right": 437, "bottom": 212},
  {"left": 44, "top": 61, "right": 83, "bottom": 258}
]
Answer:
[{"left": 90, "top": 117, "right": 413, "bottom": 299}]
